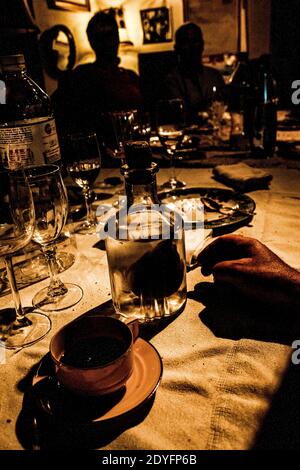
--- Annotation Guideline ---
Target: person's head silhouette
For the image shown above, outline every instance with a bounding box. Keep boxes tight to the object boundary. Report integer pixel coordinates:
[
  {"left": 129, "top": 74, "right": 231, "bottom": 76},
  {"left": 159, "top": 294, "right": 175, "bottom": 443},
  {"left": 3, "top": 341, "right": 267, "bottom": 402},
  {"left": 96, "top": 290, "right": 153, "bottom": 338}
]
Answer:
[
  {"left": 175, "top": 22, "right": 204, "bottom": 72},
  {"left": 87, "top": 10, "right": 120, "bottom": 63}
]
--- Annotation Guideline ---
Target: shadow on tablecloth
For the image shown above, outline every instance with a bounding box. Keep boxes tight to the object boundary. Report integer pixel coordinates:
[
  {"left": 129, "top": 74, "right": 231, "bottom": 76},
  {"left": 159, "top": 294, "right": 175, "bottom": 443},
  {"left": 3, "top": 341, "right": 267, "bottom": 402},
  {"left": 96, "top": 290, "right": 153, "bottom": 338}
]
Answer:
[
  {"left": 253, "top": 362, "right": 300, "bottom": 449},
  {"left": 188, "top": 281, "right": 300, "bottom": 449},
  {"left": 189, "top": 281, "right": 300, "bottom": 344}
]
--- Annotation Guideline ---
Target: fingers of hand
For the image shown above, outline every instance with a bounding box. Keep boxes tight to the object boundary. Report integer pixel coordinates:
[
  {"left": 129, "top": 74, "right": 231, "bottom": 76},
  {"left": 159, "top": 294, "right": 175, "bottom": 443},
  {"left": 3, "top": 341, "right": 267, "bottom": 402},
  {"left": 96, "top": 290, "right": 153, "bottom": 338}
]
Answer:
[
  {"left": 199, "top": 235, "right": 255, "bottom": 276},
  {"left": 212, "top": 259, "right": 250, "bottom": 283}
]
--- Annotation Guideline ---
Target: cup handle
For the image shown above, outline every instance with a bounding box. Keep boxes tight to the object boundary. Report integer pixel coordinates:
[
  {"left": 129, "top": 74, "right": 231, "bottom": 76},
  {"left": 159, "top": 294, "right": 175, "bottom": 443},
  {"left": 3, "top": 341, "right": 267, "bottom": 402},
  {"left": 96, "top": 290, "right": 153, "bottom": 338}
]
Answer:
[{"left": 124, "top": 318, "right": 139, "bottom": 342}]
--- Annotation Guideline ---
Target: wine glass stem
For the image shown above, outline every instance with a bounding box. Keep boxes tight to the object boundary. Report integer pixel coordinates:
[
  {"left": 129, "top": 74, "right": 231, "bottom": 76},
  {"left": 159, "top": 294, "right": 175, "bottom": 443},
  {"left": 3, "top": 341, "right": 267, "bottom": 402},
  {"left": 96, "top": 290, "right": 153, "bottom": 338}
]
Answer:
[
  {"left": 42, "top": 245, "right": 67, "bottom": 295},
  {"left": 4, "top": 256, "right": 25, "bottom": 323},
  {"left": 167, "top": 149, "right": 177, "bottom": 185},
  {"left": 83, "top": 187, "right": 94, "bottom": 225}
]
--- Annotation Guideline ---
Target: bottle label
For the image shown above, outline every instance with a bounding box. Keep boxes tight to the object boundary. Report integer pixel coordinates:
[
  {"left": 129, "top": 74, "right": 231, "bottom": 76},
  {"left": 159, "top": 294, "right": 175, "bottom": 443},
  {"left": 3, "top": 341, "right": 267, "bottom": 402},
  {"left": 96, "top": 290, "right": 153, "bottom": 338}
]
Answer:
[{"left": 0, "top": 117, "right": 61, "bottom": 169}]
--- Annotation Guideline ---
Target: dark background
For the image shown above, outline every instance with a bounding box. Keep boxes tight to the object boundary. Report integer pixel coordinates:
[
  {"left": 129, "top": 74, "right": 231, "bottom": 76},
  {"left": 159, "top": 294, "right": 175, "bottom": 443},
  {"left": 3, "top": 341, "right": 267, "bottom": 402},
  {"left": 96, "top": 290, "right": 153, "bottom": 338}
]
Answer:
[{"left": 271, "top": 0, "right": 300, "bottom": 107}]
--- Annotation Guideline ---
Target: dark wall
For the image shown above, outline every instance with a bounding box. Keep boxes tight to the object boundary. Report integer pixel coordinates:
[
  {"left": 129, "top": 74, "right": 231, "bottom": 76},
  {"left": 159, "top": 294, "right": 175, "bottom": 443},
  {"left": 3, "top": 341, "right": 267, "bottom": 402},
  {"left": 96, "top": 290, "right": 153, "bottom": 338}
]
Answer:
[
  {"left": 271, "top": 0, "right": 300, "bottom": 107},
  {"left": 0, "top": 0, "right": 44, "bottom": 87},
  {"left": 248, "top": 0, "right": 271, "bottom": 59}
]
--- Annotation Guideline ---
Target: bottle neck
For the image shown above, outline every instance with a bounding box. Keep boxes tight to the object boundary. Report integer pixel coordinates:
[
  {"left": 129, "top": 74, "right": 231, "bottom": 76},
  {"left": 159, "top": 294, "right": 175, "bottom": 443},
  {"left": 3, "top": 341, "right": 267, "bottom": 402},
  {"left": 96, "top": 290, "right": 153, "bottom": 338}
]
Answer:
[
  {"left": 122, "top": 164, "right": 160, "bottom": 207},
  {"left": 125, "top": 181, "right": 159, "bottom": 206}
]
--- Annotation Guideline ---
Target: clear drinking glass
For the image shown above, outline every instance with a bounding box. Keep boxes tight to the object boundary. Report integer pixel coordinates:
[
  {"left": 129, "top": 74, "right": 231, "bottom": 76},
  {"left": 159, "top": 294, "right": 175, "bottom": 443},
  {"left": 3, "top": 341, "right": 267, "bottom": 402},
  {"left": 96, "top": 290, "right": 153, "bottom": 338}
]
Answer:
[
  {"left": 156, "top": 99, "right": 186, "bottom": 189},
  {"left": 0, "top": 170, "right": 51, "bottom": 349},
  {"left": 27, "top": 165, "right": 83, "bottom": 312},
  {"left": 65, "top": 132, "right": 102, "bottom": 234}
]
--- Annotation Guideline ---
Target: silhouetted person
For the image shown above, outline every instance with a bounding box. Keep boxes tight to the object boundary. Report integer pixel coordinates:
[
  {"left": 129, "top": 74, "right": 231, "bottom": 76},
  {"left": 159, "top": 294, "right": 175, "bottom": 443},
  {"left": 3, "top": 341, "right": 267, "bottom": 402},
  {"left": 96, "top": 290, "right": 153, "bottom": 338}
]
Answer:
[
  {"left": 52, "top": 11, "right": 142, "bottom": 142},
  {"left": 163, "top": 22, "right": 225, "bottom": 122}
]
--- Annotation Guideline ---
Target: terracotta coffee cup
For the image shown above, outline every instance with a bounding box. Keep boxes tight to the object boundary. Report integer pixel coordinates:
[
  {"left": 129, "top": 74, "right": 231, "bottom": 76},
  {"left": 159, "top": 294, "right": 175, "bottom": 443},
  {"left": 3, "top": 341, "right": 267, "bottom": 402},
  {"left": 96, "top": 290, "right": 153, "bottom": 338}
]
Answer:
[{"left": 50, "top": 315, "right": 139, "bottom": 396}]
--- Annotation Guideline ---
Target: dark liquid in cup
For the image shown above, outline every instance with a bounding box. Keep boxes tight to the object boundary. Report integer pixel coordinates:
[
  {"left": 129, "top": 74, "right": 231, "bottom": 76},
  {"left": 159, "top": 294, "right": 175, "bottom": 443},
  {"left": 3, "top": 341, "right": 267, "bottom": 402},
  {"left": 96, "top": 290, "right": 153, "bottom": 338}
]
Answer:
[{"left": 61, "top": 336, "right": 128, "bottom": 368}]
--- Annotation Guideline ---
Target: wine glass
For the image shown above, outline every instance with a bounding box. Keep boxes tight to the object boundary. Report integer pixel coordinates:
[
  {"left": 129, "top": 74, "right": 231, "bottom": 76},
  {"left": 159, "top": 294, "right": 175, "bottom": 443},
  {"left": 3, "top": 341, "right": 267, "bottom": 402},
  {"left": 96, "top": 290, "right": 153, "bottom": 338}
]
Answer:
[
  {"left": 109, "top": 110, "right": 136, "bottom": 163},
  {"left": 132, "top": 110, "right": 152, "bottom": 142},
  {"left": 156, "top": 99, "right": 186, "bottom": 189},
  {"left": 27, "top": 165, "right": 83, "bottom": 312},
  {"left": 206, "top": 84, "right": 228, "bottom": 146},
  {"left": 65, "top": 132, "right": 102, "bottom": 234},
  {"left": 0, "top": 170, "right": 51, "bottom": 349}
]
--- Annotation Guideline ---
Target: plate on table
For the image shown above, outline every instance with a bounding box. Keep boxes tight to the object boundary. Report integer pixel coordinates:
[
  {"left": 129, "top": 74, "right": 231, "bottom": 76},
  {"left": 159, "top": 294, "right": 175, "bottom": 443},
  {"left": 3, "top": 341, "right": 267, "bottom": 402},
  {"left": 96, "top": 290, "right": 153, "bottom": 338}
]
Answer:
[
  {"left": 158, "top": 187, "right": 256, "bottom": 229},
  {"left": 32, "top": 338, "right": 163, "bottom": 424}
]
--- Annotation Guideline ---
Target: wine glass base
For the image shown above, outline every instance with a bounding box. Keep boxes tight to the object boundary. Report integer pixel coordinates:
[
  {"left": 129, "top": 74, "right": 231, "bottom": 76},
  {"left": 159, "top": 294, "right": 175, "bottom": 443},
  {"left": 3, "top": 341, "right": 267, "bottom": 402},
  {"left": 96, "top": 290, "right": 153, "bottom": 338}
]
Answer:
[
  {"left": 32, "top": 283, "right": 83, "bottom": 312},
  {"left": 161, "top": 179, "right": 186, "bottom": 190},
  {"left": 0, "top": 311, "right": 51, "bottom": 350}
]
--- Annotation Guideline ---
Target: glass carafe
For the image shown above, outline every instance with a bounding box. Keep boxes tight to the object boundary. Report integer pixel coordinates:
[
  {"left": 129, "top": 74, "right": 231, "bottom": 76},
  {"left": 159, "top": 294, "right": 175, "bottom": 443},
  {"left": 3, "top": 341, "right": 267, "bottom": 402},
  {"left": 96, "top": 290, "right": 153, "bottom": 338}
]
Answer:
[{"left": 105, "top": 161, "right": 187, "bottom": 322}]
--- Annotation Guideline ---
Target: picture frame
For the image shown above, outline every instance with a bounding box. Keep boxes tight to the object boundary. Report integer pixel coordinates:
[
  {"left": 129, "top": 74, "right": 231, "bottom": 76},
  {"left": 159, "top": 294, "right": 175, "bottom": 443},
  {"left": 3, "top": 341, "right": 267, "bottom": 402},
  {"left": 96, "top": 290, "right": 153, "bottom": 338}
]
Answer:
[
  {"left": 183, "top": 0, "right": 239, "bottom": 55},
  {"left": 46, "top": 0, "right": 90, "bottom": 12},
  {"left": 140, "top": 7, "right": 172, "bottom": 44}
]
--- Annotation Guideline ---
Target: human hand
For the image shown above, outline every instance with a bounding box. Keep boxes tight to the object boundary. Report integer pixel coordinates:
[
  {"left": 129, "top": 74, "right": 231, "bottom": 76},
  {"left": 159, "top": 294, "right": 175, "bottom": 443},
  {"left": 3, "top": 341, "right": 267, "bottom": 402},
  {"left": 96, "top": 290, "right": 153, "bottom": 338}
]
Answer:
[{"left": 198, "top": 235, "right": 300, "bottom": 310}]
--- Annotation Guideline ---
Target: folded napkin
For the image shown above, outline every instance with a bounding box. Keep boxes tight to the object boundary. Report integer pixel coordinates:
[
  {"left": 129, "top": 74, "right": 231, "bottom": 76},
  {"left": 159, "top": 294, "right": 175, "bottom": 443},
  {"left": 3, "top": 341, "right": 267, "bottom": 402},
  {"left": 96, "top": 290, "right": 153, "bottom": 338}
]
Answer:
[{"left": 213, "top": 162, "right": 272, "bottom": 192}]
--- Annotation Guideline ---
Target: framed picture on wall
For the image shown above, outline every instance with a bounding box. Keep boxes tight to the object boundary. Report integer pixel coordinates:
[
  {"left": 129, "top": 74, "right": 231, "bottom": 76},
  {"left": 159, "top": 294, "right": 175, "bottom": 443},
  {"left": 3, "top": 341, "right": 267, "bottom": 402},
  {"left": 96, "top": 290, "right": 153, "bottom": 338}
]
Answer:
[
  {"left": 183, "top": 0, "right": 239, "bottom": 54},
  {"left": 140, "top": 7, "right": 172, "bottom": 44},
  {"left": 47, "top": 0, "right": 90, "bottom": 12}
]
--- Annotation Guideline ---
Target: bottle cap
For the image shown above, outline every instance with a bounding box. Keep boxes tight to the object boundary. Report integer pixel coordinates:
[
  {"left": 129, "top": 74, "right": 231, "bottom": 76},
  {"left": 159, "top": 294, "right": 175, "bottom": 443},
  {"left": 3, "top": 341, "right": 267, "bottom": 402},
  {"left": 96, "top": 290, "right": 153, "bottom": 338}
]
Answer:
[
  {"left": 0, "top": 54, "right": 26, "bottom": 72},
  {"left": 124, "top": 141, "right": 152, "bottom": 169}
]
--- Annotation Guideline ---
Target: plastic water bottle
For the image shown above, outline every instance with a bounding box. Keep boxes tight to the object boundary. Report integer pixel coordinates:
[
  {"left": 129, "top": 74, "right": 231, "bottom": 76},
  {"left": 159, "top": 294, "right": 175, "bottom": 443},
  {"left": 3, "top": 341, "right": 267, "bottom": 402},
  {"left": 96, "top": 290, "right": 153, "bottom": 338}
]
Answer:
[{"left": 0, "top": 54, "right": 61, "bottom": 170}]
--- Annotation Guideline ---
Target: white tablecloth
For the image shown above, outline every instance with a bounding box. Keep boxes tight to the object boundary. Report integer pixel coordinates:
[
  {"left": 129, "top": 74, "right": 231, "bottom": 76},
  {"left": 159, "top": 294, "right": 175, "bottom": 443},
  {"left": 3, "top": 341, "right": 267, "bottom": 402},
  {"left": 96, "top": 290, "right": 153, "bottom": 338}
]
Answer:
[{"left": 0, "top": 167, "right": 300, "bottom": 450}]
